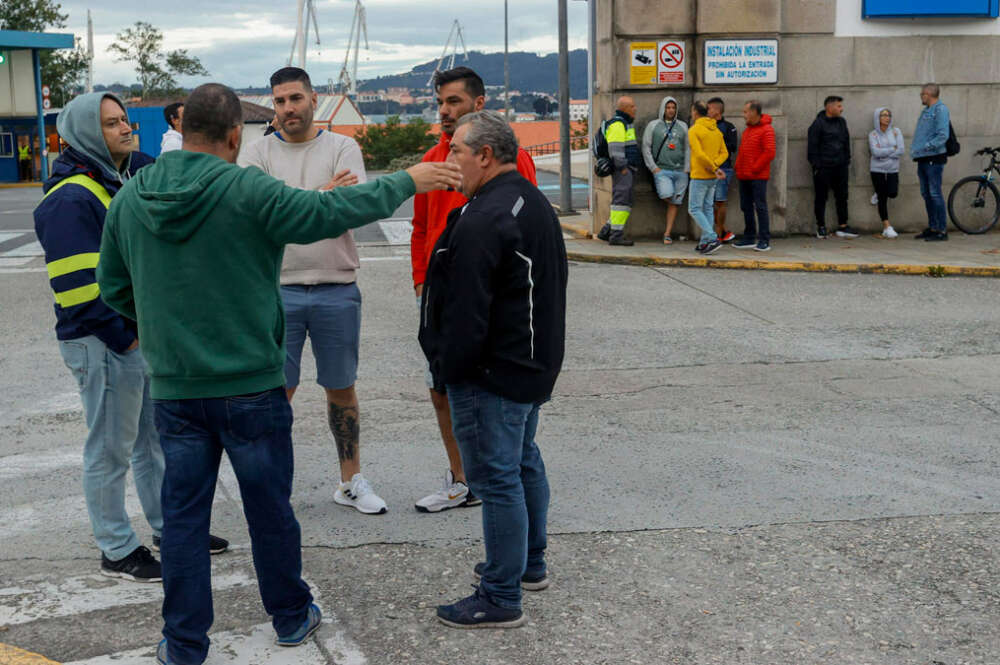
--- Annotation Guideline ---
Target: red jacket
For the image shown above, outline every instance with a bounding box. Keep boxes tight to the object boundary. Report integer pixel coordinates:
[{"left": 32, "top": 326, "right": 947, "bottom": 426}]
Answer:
[
  {"left": 410, "top": 133, "right": 537, "bottom": 287},
  {"left": 734, "top": 114, "right": 776, "bottom": 181}
]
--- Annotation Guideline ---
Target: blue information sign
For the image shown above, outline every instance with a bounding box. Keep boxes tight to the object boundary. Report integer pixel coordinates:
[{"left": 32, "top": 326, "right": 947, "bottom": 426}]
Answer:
[{"left": 863, "top": 0, "right": 999, "bottom": 17}]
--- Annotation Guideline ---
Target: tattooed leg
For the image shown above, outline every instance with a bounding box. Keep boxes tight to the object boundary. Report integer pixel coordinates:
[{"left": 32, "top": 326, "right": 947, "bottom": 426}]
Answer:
[{"left": 326, "top": 386, "right": 360, "bottom": 482}]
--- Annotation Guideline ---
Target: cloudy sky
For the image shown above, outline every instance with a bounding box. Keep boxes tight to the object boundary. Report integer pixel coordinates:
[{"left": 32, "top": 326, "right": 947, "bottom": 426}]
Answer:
[{"left": 54, "top": 0, "right": 590, "bottom": 88}]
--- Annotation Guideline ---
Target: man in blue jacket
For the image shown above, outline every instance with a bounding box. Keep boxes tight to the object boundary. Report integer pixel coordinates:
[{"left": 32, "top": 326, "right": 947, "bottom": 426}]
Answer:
[
  {"left": 420, "top": 111, "right": 568, "bottom": 629},
  {"left": 911, "top": 83, "right": 951, "bottom": 242},
  {"left": 33, "top": 92, "right": 227, "bottom": 583}
]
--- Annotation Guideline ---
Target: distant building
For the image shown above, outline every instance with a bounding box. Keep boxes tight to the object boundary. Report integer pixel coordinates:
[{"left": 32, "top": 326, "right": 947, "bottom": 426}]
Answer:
[
  {"left": 355, "top": 92, "right": 384, "bottom": 103},
  {"left": 568, "top": 99, "right": 588, "bottom": 122}
]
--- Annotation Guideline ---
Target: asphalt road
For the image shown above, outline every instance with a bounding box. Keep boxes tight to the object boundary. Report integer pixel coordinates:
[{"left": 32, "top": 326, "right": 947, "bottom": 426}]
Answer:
[{"left": 1, "top": 222, "right": 999, "bottom": 663}]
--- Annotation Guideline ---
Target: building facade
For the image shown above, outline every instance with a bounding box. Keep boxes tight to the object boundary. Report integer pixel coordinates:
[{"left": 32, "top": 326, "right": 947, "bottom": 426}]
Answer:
[{"left": 593, "top": 0, "right": 1000, "bottom": 239}]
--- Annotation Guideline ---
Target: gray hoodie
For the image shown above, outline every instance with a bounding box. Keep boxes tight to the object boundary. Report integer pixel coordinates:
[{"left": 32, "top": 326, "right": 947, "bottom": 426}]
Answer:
[
  {"left": 641, "top": 96, "right": 691, "bottom": 173},
  {"left": 868, "top": 107, "right": 904, "bottom": 174},
  {"left": 56, "top": 92, "right": 133, "bottom": 183}
]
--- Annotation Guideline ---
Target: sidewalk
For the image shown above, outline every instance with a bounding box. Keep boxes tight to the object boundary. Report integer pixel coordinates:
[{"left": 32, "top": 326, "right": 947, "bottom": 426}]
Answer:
[{"left": 560, "top": 211, "right": 1000, "bottom": 277}]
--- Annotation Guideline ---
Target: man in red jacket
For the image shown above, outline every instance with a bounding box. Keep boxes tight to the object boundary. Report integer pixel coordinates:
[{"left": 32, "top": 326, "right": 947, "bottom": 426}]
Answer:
[
  {"left": 411, "top": 66, "right": 538, "bottom": 513},
  {"left": 732, "top": 100, "right": 776, "bottom": 252}
]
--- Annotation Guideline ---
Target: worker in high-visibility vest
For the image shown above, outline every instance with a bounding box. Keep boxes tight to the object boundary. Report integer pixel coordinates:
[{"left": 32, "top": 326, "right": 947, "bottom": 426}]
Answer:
[
  {"left": 596, "top": 96, "right": 639, "bottom": 246},
  {"left": 33, "top": 92, "right": 229, "bottom": 584},
  {"left": 17, "top": 139, "right": 32, "bottom": 181}
]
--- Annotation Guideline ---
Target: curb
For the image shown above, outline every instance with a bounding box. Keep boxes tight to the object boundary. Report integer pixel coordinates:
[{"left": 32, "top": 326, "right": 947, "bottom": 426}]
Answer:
[
  {"left": 565, "top": 251, "right": 1000, "bottom": 278},
  {"left": 559, "top": 220, "right": 591, "bottom": 239},
  {"left": 0, "top": 182, "right": 42, "bottom": 189}
]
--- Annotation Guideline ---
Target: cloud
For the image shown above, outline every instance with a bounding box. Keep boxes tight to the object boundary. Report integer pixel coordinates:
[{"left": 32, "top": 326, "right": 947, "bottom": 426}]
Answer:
[{"left": 54, "top": 0, "right": 589, "bottom": 87}]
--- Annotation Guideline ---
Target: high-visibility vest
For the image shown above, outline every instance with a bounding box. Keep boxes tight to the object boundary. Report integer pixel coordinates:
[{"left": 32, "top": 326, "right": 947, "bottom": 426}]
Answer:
[{"left": 18, "top": 144, "right": 30, "bottom": 161}]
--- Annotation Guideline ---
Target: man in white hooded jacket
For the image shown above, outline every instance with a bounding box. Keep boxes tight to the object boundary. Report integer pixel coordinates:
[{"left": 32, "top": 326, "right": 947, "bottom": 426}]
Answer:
[{"left": 641, "top": 96, "right": 691, "bottom": 244}]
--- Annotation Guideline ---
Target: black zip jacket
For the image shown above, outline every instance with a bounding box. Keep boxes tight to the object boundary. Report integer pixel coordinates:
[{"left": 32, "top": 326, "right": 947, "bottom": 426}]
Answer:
[
  {"left": 716, "top": 117, "right": 738, "bottom": 169},
  {"left": 807, "top": 111, "right": 851, "bottom": 169},
  {"left": 419, "top": 170, "right": 568, "bottom": 403}
]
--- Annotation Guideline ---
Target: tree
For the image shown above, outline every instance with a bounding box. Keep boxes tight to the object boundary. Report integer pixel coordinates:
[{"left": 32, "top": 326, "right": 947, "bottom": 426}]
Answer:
[
  {"left": 1, "top": 0, "right": 88, "bottom": 105},
  {"left": 533, "top": 97, "right": 553, "bottom": 118},
  {"left": 107, "top": 22, "right": 208, "bottom": 98},
  {"left": 354, "top": 116, "right": 437, "bottom": 170}
]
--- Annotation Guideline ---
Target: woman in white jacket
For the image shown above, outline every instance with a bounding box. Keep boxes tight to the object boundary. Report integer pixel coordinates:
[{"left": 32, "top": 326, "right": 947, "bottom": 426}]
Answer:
[{"left": 869, "top": 107, "right": 904, "bottom": 238}]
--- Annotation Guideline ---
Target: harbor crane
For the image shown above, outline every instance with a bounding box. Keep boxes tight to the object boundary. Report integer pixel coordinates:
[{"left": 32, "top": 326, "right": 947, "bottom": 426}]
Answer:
[
  {"left": 426, "top": 20, "right": 468, "bottom": 88},
  {"left": 337, "top": 0, "right": 368, "bottom": 96},
  {"left": 288, "top": 0, "right": 321, "bottom": 68}
]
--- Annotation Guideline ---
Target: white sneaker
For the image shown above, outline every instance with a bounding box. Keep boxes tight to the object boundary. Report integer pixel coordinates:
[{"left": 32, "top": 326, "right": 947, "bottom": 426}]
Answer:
[
  {"left": 334, "top": 473, "right": 387, "bottom": 514},
  {"left": 870, "top": 193, "right": 878, "bottom": 205},
  {"left": 882, "top": 226, "right": 898, "bottom": 239},
  {"left": 415, "top": 470, "right": 481, "bottom": 513}
]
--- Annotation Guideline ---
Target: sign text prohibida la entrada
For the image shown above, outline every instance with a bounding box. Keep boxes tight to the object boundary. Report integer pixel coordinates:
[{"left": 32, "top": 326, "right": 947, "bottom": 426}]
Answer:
[{"left": 703, "top": 39, "right": 778, "bottom": 85}]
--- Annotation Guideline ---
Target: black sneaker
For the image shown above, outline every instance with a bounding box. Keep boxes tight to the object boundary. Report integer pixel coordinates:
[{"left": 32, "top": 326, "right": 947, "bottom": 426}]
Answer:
[
  {"left": 608, "top": 231, "right": 634, "bottom": 246},
  {"left": 596, "top": 223, "right": 611, "bottom": 241},
  {"left": 152, "top": 534, "right": 229, "bottom": 555},
  {"left": 925, "top": 231, "right": 949, "bottom": 242},
  {"left": 732, "top": 237, "right": 756, "bottom": 249},
  {"left": 816, "top": 225, "right": 828, "bottom": 239},
  {"left": 835, "top": 225, "right": 860, "bottom": 238},
  {"left": 694, "top": 242, "right": 707, "bottom": 253},
  {"left": 473, "top": 562, "right": 550, "bottom": 591},
  {"left": 701, "top": 239, "right": 722, "bottom": 255},
  {"left": 101, "top": 545, "right": 162, "bottom": 582},
  {"left": 914, "top": 227, "right": 934, "bottom": 239},
  {"left": 436, "top": 585, "right": 526, "bottom": 629}
]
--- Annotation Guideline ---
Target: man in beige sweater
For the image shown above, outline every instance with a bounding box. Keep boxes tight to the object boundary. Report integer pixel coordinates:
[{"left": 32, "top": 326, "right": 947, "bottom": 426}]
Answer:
[{"left": 239, "top": 66, "right": 387, "bottom": 514}]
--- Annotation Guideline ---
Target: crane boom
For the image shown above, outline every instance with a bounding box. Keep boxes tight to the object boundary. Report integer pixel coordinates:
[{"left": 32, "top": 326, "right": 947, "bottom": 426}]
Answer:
[{"left": 427, "top": 20, "right": 469, "bottom": 88}]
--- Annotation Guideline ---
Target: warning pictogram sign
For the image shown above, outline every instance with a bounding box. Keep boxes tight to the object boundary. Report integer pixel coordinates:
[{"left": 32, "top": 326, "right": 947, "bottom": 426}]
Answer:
[{"left": 657, "top": 41, "right": 685, "bottom": 84}]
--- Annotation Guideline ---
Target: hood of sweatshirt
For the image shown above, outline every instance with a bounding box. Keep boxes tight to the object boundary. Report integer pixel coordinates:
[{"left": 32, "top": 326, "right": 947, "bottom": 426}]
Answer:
[
  {"left": 657, "top": 96, "right": 680, "bottom": 124},
  {"left": 872, "top": 106, "right": 894, "bottom": 133},
  {"left": 56, "top": 92, "right": 132, "bottom": 184},
  {"left": 123, "top": 150, "right": 243, "bottom": 244},
  {"left": 694, "top": 116, "right": 718, "bottom": 131}
]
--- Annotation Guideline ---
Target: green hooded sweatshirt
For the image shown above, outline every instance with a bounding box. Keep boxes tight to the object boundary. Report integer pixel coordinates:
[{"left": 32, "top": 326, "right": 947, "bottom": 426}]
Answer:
[{"left": 97, "top": 150, "right": 415, "bottom": 400}]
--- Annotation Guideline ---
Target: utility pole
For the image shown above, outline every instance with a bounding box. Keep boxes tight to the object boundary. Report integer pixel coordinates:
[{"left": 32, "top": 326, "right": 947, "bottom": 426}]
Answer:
[
  {"left": 587, "top": 0, "right": 596, "bottom": 213},
  {"left": 294, "top": 0, "right": 306, "bottom": 67},
  {"left": 557, "top": 0, "right": 574, "bottom": 214},
  {"left": 85, "top": 10, "right": 94, "bottom": 93},
  {"left": 504, "top": 0, "right": 510, "bottom": 120}
]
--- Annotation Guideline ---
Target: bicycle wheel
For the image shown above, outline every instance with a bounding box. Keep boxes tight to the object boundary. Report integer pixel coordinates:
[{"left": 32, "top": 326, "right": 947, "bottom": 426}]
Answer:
[{"left": 948, "top": 176, "right": 1000, "bottom": 234}]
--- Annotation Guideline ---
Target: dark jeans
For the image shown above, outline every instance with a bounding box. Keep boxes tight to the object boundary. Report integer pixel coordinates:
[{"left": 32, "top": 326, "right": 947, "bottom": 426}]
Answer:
[
  {"left": 18, "top": 159, "right": 32, "bottom": 181},
  {"left": 447, "top": 383, "right": 550, "bottom": 610},
  {"left": 917, "top": 161, "right": 947, "bottom": 232},
  {"left": 870, "top": 172, "right": 899, "bottom": 222},
  {"left": 154, "top": 387, "right": 312, "bottom": 665},
  {"left": 738, "top": 179, "right": 770, "bottom": 243},
  {"left": 813, "top": 164, "right": 849, "bottom": 228}
]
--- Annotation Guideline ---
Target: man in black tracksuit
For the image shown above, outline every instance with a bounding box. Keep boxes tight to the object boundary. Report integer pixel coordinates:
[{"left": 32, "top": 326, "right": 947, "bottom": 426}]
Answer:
[
  {"left": 420, "top": 110, "right": 567, "bottom": 630},
  {"left": 808, "top": 95, "right": 858, "bottom": 239}
]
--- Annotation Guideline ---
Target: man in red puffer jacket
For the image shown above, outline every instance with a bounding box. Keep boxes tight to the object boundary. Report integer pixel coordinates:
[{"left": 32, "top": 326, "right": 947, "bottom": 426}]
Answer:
[{"left": 732, "top": 100, "right": 776, "bottom": 252}]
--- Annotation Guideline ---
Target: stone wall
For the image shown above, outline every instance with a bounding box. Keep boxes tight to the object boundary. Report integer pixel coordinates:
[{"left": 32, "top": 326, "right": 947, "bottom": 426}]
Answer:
[{"left": 594, "top": 0, "right": 1000, "bottom": 239}]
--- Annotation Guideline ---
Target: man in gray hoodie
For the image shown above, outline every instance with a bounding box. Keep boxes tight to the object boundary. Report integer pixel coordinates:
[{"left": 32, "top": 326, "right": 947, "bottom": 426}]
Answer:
[{"left": 642, "top": 96, "right": 691, "bottom": 244}]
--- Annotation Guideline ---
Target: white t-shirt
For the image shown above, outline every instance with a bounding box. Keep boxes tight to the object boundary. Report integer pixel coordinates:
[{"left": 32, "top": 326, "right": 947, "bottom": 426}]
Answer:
[
  {"left": 160, "top": 128, "right": 182, "bottom": 153},
  {"left": 238, "top": 130, "right": 367, "bottom": 285}
]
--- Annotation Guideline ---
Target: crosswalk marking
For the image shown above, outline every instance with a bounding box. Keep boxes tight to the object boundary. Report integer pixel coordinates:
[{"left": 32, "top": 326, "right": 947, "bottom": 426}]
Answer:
[{"left": 377, "top": 219, "right": 412, "bottom": 246}]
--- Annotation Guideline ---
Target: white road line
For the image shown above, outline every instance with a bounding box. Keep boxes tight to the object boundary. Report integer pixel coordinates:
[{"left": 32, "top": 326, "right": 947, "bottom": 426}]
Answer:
[
  {"left": 0, "top": 256, "right": 34, "bottom": 267},
  {"left": 0, "top": 449, "right": 80, "bottom": 481},
  {"left": 0, "top": 231, "right": 27, "bottom": 242},
  {"left": 0, "top": 571, "right": 253, "bottom": 627},
  {"left": 2, "top": 240, "right": 43, "bottom": 257},
  {"left": 377, "top": 219, "right": 412, "bottom": 246},
  {"left": 320, "top": 617, "right": 368, "bottom": 665},
  {"left": 0, "top": 208, "right": 35, "bottom": 214},
  {"left": 63, "top": 621, "right": 330, "bottom": 665}
]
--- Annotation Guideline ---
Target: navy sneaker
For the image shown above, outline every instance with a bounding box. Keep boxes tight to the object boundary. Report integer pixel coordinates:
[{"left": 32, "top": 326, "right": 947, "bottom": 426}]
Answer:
[
  {"left": 732, "top": 237, "right": 756, "bottom": 249},
  {"left": 816, "top": 225, "right": 828, "bottom": 239},
  {"left": 925, "top": 231, "right": 949, "bottom": 242},
  {"left": 701, "top": 239, "right": 722, "bottom": 255},
  {"left": 754, "top": 241, "right": 771, "bottom": 252},
  {"left": 156, "top": 639, "right": 176, "bottom": 665},
  {"left": 436, "top": 585, "right": 526, "bottom": 629},
  {"left": 152, "top": 534, "right": 229, "bottom": 556},
  {"left": 473, "top": 562, "right": 550, "bottom": 591},
  {"left": 275, "top": 603, "right": 322, "bottom": 646}
]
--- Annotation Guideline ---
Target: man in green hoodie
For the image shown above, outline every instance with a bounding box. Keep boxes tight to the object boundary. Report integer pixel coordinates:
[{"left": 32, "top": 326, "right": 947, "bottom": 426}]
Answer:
[{"left": 97, "top": 83, "right": 460, "bottom": 665}]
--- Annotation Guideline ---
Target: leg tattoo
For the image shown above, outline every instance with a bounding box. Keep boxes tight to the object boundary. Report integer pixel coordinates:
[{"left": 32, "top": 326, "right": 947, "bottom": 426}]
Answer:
[{"left": 328, "top": 402, "right": 359, "bottom": 463}]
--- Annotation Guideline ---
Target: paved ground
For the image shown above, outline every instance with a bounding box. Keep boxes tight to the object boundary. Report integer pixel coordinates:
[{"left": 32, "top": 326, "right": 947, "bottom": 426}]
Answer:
[{"left": 2, "top": 233, "right": 1000, "bottom": 664}]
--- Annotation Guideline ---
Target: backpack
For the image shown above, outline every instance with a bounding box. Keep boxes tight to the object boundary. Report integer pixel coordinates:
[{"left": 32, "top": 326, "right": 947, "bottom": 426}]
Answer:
[
  {"left": 945, "top": 122, "right": 960, "bottom": 157},
  {"left": 593, "top": 119, "right": 614, "bottom": 177}
]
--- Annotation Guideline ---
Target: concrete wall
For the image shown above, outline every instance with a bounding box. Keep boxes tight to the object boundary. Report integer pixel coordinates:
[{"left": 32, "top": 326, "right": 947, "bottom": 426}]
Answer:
[{"left": 595, "top": 0, "right": 1000, "bottom": 239}]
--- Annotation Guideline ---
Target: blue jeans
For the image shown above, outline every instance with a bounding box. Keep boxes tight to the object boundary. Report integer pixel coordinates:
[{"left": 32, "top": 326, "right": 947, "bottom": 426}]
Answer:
[
  {"left": 714, "top": 167, "right": 734, "bottom": 201},
  {"left": 653, "top": 169, "right": 689, "bottom": 205},
  {"left": 688, "top": 178, "right": 718, "bottom": 243},
  {"left": 738, "top": 179, "right": 770, "bottom": 243},
  {"left": 446, "top": 383, "right": 550, "bottom": 610},
  {"left": 154, "top": 388, "right": 312, "bottom": 665},
  {"left": 918, "top": 161, "right": 947, "bottom": 232},
  {"left": 59, "top": 336, "right": 164, "bottom": 561}
]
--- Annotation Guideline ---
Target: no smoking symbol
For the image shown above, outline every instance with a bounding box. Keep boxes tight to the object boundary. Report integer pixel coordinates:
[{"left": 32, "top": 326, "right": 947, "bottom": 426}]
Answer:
[{"left": 660, "top": 43, "right": 683, "bottom": 69}]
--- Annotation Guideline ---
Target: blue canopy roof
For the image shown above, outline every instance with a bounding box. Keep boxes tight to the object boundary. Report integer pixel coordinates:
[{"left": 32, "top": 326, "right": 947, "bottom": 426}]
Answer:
[{"left": 0, "top": 30, "right": 75, "bottom": 50}]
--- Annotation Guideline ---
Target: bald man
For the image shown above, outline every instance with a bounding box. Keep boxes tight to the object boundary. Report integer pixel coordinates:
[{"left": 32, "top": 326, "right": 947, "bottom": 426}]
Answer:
[{"left": 596, "top": 96, "right": 638, "bottom": 246}]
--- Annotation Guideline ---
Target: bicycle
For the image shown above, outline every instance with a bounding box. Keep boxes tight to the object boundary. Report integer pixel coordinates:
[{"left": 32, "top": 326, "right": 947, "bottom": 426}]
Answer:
[{"left": 947, "top": 146, "right": 1000, "bottom": 234}]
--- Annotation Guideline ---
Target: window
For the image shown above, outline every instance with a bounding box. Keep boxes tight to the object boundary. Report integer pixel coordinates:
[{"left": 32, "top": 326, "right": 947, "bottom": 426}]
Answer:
[{"left": 0, "top": 133, "right": 13, "bottom": 158}]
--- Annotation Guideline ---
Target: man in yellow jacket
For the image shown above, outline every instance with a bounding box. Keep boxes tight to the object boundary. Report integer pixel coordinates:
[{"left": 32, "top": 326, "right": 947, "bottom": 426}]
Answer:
[{"left": 687, "top": 101, "right": 728, "bottom": 255}]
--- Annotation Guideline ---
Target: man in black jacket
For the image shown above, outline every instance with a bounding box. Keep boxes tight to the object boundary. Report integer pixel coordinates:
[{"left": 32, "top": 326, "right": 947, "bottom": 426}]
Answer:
[
  {"left": 707, "top": 98, "right": 738, "bottom": 243},
  {"left": 807, "top": 95, "right": 858, "bottom": 239},
  {"left": 420, "top": 110, "right": 568, "bottom": 629}
]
